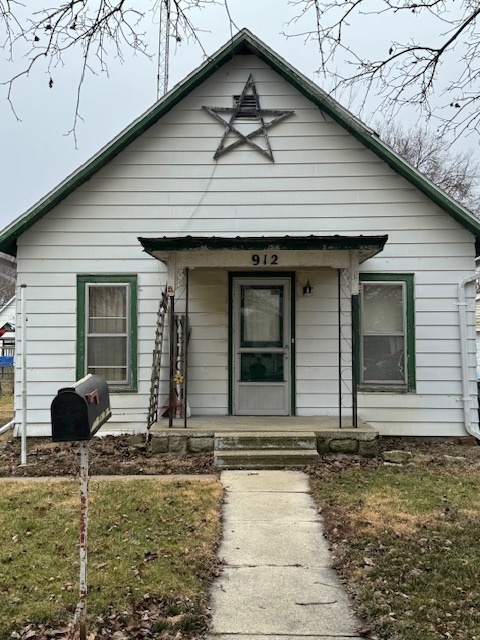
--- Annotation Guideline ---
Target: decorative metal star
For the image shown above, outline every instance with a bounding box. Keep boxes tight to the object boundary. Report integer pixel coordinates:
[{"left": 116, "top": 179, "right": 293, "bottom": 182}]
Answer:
[{"left": 203, "top": 75, "right": 294, "bottom": 161}]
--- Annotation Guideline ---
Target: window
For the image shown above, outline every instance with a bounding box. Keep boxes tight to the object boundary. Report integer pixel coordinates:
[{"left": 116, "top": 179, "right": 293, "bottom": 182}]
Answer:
[
  {"left": 359, "top": 274, "right": 415, "bottom": 391},
  {"left": 77, "top": 275, "right": 137, "bottom": 391}
]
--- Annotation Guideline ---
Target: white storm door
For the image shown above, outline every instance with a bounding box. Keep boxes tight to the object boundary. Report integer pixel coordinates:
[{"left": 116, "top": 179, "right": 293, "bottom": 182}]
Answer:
[{"left": 233, "top": 277, "right": 291, "bottom": 416}]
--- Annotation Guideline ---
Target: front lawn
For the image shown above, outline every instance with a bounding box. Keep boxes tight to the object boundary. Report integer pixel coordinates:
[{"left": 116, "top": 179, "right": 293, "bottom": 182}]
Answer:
[
  {"left": 0, "top": 478, "right": 223, "bottom": 639},
  {"left": 310, "top": 453, "right": 480, "bottom": 640}
]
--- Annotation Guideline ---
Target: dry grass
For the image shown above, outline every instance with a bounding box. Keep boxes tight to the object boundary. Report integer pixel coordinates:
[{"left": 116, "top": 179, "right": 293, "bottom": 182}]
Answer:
[
  {"left": 310, "top": 460, "right": 480, "bottom": 640},
  {"left": 0, "top": 478, "right": 223, "bottom": 639}
]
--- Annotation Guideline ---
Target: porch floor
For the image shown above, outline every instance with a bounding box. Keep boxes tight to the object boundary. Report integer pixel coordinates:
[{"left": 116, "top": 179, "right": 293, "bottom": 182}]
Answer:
[{"left": 150, "top": 415, "right": 377, "bottom": 436}]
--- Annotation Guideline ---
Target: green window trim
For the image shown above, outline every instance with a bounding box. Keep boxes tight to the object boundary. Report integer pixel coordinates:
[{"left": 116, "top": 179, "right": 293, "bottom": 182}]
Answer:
[
  {"left": 76, "top": 274, "right": 138, "bottom": 392},
  {"left": 357, "top": 273, "right": 416, "bottom": 392}
]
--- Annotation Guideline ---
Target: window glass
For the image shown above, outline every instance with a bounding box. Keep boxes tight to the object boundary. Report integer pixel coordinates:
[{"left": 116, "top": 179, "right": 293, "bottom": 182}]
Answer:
[
  {"left": 240, "top": 352, "right": 284, "bottom": 382},
  {"left": 87, "top": 284, "right": 129, "bottom": 385},
  {"left": 363, "top": 336, "right": 405, "bottom": 382},
  {"left": 88, "top": 286, "right": 127, "bottom": 333},
  {"left": 87, "top": 336, "right": 128, "bottom": 381},
  {"left": 360, "top": 279, "right": 410, "bottom": 386},
  {"left": 241, "top": 285, "right": 283, "bottom": 347},
  {"left": 362, "top": 284, "right": 403, "bottom": 333}
]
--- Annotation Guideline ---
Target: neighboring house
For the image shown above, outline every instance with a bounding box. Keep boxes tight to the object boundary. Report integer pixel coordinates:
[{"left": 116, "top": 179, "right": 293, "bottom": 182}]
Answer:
[
  {"left": 1, "top": 29, "right": 480, "bottom": 439},
  {"left": 0, "top": 296, "right": 15, "bottom": 359},
  {"left": 0, "top": 296, "right": 15, "bottom": 328}
]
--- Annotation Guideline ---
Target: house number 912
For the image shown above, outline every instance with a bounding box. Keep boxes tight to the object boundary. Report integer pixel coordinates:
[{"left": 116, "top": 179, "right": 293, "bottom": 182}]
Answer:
[{"left": 252, "top": 254, "right": 278, "bottom": 266}]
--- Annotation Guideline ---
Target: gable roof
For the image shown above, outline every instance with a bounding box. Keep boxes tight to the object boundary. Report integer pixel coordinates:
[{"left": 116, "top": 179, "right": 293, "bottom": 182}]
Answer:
[{"left": 1, "top": 28, "right": 480, "bottom": 257}]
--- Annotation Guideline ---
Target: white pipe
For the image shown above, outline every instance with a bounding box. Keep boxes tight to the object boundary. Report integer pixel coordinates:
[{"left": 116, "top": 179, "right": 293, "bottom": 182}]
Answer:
[
  {"left": 458, "top": 270, "right": 480, "bottom": 440},
  {"left": 20, "top": 284, "right": 27, "bottom": 465},
  {"left": 0, "top": 419, "right": 15, "bottom": 436}
]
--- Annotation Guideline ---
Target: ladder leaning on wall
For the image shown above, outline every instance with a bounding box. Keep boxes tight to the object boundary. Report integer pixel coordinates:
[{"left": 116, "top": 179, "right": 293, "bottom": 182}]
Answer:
[{"left": 147, "top": 286, "right": 189, "bottom": 430}]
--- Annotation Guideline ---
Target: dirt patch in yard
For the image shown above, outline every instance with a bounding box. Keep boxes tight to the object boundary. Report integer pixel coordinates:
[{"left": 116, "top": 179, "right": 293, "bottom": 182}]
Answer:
[
  {"left": 1, "top": 433, "right": 479, "bottom": 478},
  {"left": 306, "top": 435, "right": 480, "bottom": 482},
  {"left": 0, "top": 434, "right": 215, "bottom": 477}
]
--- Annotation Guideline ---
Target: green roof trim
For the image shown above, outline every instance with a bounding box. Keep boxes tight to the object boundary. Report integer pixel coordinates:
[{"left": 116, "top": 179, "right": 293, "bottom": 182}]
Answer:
[{"left": 1, "top": 28, "right": 480, "bottom": 256}]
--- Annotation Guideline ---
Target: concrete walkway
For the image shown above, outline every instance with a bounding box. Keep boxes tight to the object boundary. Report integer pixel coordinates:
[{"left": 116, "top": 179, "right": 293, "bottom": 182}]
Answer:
[{"left": 208, "top": 470, "right": 363, "bottom": 640}]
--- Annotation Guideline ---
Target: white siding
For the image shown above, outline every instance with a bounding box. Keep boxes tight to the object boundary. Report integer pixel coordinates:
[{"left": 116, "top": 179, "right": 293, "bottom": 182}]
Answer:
[{"left": 15, "top": 55, "right": 478, "bottom": 436}]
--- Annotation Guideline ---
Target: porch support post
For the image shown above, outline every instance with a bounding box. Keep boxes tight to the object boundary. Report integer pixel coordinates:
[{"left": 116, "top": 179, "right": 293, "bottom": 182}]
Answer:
[
  {"left": 166, "top": 254, "right": 179, "bottom": 428},
  {"left": 350, "top": 253, "right": 360, "bottom": 429},
  {"left": 351, "top": 295, "right": 359, "bottom": 428},
  {"left": 184, "top": 268, "right": 189, "bottom": 429},
  {"left": 168, "top": 291, "right": 175, "bottom": 428},
  {"left": 338, "top": 269, "right": 342, "bottom": 429},
  {"left": 338, "top": 255, "right": 360, "bottom": 429}
]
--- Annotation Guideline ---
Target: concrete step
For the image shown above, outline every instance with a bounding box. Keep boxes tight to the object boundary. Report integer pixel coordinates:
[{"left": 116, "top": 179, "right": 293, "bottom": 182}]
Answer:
[
  {"left": 214, "top": 448, "right": 320, "bottom": 469},
  {"left": 214, "top": 430, "right": 317, "bottom": 451}
]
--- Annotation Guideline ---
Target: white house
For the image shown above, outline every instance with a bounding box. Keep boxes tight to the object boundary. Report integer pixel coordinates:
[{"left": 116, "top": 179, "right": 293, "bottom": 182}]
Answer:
[{"left": 1, "top": 29, "right": 480, "bottom": 440}]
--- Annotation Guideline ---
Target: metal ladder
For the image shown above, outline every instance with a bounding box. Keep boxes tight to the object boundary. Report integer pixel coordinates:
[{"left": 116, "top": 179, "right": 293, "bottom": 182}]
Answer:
[{"left": 147, "top": 287, "right": 170, "bottom": 429}]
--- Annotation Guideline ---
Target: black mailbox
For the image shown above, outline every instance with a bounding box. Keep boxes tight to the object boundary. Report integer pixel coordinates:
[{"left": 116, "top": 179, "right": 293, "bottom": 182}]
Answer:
[{"left": 51, "top": 374, "right": 112, "bottom": 442}]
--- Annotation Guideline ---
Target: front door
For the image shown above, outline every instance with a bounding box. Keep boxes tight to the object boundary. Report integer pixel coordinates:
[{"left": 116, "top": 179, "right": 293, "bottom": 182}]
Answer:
[{"left": 232, "top": 277, "right": 291, "bottom": 415}]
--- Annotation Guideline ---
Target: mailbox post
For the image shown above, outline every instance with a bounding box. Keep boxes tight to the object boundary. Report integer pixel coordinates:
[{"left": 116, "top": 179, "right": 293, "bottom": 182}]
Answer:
[{"left": 51, "top": 374, "right": 111, "bottom": 640}]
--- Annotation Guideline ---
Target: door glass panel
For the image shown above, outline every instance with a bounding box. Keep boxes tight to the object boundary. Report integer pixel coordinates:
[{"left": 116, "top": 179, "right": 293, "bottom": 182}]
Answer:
[
  {"left": 240, "top": 353, "right": 284, "bottom": 382},
  {"left": 241, "top": 286, "right": 283, "bottom": 347}
]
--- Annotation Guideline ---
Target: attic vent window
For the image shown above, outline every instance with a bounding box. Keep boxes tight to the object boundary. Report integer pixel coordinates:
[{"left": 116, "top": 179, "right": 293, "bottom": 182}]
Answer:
[{"left": 233, "top": 94, "right": 258, "bottom": 120}]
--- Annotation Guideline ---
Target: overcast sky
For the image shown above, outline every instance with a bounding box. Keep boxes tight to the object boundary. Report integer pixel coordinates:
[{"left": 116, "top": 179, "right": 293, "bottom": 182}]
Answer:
[{"left": 1, "top": 1, "right": 477, "bottom": 232}]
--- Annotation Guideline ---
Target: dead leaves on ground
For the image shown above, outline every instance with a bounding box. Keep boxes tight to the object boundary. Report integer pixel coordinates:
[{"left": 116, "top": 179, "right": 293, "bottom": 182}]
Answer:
[{"left": 11, "top": 595, "right": 209, "bottom": 640}]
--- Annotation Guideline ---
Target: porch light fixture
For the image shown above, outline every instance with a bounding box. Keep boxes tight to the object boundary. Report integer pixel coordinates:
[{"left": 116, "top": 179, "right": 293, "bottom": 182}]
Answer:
[{"left": 303, "top": 280, "right": 313, "bottom": 296}]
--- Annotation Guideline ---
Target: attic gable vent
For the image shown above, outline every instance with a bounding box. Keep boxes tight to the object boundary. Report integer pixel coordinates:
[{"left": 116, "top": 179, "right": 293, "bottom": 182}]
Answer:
[{"left": 233, "top": 94, "right": 258, "bottom": 119}]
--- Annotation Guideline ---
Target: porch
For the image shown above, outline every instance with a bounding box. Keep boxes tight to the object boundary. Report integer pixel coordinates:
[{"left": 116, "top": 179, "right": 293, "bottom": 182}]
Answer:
[
  {"left": 140, "top": 234, "right": 389, "bottom": 437},
  {"left": 149, "top": 415, "right": 379, "bottom": 467}
]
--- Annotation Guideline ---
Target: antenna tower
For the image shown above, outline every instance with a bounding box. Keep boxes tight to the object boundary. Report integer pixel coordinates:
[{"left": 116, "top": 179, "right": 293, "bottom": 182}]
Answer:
[{"left": 157, "top": 0, "right": 171, "bottom": 99}]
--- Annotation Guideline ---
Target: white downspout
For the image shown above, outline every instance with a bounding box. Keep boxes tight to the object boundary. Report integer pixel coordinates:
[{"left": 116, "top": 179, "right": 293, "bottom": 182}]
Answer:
[
  {"left": 0, "top": 418, "right": 15, "bottom": 436},
  {"left": 20, "top": 284, "right": 27, "bottom": 464},
  {"left": 458, "top": 270, "right": 480, "bottom": 440}
]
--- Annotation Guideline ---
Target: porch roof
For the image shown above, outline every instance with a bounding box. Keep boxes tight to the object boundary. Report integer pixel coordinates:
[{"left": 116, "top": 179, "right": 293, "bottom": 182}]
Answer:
[{"left": 138, "top": 234, "right": 388, "bottom": 265}]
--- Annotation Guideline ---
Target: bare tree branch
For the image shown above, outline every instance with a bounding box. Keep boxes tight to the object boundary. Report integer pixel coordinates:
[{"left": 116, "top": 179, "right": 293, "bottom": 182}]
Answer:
[
  {"left": 5, "top": 2, "right": 480, "bottom": 143},
  {"left": 0, "top": 1, "right": 223, "bottom": 142},
  {"left": 284, "top": 0, "right": 480, "bottom": 141}
]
